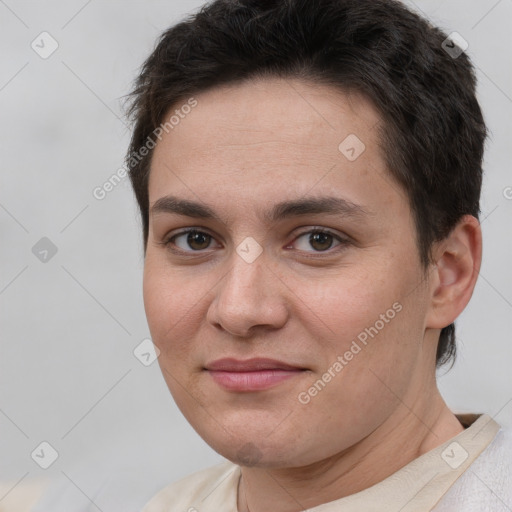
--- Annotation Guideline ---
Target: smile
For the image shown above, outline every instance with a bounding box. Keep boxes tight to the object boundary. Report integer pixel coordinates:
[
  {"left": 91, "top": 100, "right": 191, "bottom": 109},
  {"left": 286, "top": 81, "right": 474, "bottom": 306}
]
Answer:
[{"left": 204, "top": 358, "right": 307, "bottom": 392}]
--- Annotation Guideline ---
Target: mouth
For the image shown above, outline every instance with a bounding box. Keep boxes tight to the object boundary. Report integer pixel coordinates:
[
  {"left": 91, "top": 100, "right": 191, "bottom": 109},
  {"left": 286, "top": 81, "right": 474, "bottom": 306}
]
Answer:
[{"left": 203, "top": 358, "right": 308, "bottom": 392}]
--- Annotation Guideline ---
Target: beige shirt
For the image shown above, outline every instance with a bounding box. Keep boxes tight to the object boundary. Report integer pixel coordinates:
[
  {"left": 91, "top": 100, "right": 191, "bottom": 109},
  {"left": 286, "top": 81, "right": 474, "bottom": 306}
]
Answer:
[
  {"left": 0, "top": 478, "right": 48, "bottom": 512},
  {"left": 143, "top": 413, "right": 501, "bottom": 512}
]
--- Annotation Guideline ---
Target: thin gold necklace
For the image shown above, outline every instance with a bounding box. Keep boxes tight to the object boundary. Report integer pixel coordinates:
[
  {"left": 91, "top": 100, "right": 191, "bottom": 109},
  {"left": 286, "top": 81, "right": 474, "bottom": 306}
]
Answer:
[{"left": 243, "top": 478, "right": 251, "bottom": 512}]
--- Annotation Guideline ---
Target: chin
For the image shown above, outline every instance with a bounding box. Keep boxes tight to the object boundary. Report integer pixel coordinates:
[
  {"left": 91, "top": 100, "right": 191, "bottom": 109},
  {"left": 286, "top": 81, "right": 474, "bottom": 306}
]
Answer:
[{"left": 198, "top": 425, "right": 310, "bottom": 468}]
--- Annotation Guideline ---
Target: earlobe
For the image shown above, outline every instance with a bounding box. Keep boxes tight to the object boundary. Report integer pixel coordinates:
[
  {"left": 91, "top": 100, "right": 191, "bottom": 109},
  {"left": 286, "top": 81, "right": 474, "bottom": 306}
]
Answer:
[{"left": 426, "top": 215, "right": 482, "bottom": 329}]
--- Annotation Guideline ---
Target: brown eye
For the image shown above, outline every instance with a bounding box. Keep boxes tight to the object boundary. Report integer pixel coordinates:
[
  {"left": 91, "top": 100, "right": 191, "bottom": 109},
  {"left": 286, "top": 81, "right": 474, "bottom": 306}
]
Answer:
[
  {"left": 166, "top": 229, "right": 215, "bottom": 252},
  {"left": 293, "top": 228, "right": 346, "bottom": 253},
  {"left": 308, "top": 231, "right": 334, "bottom": 251},
  {"left": 186, "top": 231, "right": 211, "bottom": 250}
]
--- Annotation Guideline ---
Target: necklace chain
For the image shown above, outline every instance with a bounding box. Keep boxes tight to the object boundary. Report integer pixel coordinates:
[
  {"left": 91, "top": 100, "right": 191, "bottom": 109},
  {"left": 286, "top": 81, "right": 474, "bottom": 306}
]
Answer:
[{"left": 243, "top": 478, "right": 251, "bottom": 512}]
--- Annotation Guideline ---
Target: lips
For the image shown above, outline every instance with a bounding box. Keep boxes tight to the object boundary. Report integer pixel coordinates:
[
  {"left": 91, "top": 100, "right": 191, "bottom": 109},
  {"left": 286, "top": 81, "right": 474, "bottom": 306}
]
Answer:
[
  {"left": 205, "top": 357, "right": 305, "bottom": 372},
  {"left": 204, "top": 358, "right": 307, "bottom": 391}
]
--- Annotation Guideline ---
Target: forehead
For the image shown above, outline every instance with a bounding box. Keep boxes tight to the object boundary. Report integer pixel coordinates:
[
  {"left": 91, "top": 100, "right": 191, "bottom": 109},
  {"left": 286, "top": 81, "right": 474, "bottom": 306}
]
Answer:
[
  {"left": 152, "top": 77, "right": 383, "bottom": 159},
  {"left": 148, "top": 77, "right": 408, "bottom": 223}
]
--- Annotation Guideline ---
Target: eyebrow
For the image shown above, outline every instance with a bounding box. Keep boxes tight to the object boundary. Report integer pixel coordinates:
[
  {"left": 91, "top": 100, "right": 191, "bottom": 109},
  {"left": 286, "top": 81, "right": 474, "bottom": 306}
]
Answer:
[{"left": 150, "top": 195, "right": 373, "bottom": 224}]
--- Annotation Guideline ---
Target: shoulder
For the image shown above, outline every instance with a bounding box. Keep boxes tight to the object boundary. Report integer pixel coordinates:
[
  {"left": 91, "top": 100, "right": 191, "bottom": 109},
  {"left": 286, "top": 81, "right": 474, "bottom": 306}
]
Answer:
[
  {"left": 473, "top": 426, "right": 512, "bottom": 479},
  {"left": 434, "top": 426, "right": 512, "bottom": 511},
  {"left": 142, "top": 460, "right": 240, "bottom": 512},
  {"left": 0, "top": 478, "right": 48, "bottom": 512}
]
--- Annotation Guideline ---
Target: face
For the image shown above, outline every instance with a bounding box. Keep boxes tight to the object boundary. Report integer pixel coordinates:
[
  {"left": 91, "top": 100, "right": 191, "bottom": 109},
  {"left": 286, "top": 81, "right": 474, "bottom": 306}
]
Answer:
[{"left": 143, "top": 77, "right": 435, "bottom": 468}]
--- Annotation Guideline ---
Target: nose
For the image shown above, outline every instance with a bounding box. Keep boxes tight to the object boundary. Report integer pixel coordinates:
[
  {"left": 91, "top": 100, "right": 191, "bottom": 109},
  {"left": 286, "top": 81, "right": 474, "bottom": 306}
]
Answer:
[{"left": 206, "top": 250, "right": 289, "bottom": 338}]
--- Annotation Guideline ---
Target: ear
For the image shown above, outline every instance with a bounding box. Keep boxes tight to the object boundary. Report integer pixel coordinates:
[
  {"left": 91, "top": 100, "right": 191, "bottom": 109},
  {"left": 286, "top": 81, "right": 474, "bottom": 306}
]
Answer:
[{"left": 425, "top": 215, "right": 482, "bottom": 329}]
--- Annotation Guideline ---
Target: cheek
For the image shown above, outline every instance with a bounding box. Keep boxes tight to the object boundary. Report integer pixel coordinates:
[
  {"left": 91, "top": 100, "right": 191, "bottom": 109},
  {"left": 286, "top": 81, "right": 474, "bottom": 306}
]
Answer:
[
  {"left": 313, "top": 293, "right": 425, "bottom": 419},
  {"left": 143, "top": 266, "right": 209, "bottom": 410},
  {"left": 296, "top": 264, "right": 421, "bottom": 388},
  {"left": 291, "top": 268, "right": 394, "bottom": 344},
  {"left": 142, "top": 261, "right": 203, "bottom": 355},
  {"left": 143, "top": 268, "right": 171, "bottom": 343}
]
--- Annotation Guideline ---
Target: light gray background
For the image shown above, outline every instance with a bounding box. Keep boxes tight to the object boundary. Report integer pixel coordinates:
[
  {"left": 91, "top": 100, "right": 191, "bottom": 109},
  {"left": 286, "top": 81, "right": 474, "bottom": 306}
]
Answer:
[{"left": 1, "top": 0, "right": 511, "bottom": 509}]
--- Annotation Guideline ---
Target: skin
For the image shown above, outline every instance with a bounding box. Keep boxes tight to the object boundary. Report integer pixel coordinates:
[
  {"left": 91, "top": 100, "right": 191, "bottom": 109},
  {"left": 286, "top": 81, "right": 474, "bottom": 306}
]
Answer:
[{"left": 143, "top": 77, "right": 482, "bottom": 511}]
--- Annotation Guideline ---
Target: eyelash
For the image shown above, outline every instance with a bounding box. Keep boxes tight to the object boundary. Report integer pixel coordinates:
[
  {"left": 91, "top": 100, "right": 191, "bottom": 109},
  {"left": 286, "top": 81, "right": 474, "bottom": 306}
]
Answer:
[{"left": 159, "top": 227, "right": 350, "bottom": 257}]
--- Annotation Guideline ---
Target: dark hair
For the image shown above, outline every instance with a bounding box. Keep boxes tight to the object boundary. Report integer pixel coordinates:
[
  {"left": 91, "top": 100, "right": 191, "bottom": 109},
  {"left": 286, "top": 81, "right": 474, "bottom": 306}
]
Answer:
[{"left": 123, "top": 0, "right": 487, "bottom": 368}]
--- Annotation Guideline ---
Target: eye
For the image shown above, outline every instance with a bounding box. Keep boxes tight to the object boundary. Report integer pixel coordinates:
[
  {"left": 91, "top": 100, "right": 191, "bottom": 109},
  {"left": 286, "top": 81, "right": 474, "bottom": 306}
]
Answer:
[
  {"left": 160, "top": 227, "right": 349, "bottom": 256},
  {"left": 163, "top": 229, "right": 218, "bottom": 253},
  {"left": 290, "top": 228, "right": 347, "bottom": 253}
]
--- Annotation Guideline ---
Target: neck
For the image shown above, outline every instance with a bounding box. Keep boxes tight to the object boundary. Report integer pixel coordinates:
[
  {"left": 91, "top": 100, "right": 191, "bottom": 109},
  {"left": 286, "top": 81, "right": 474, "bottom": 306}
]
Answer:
[{"left": 237, "top": 389, "right": 464, "bottom": 512}]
